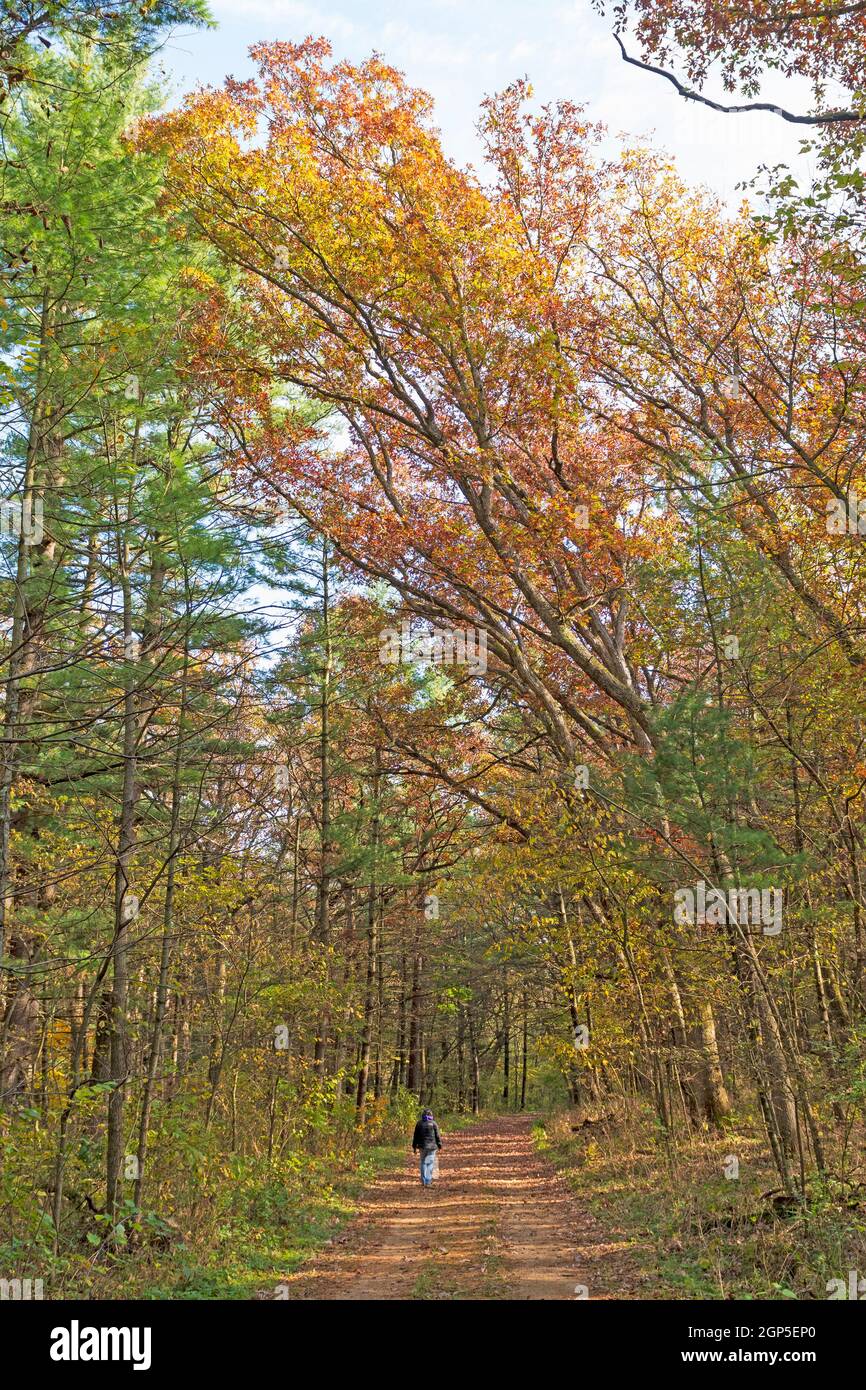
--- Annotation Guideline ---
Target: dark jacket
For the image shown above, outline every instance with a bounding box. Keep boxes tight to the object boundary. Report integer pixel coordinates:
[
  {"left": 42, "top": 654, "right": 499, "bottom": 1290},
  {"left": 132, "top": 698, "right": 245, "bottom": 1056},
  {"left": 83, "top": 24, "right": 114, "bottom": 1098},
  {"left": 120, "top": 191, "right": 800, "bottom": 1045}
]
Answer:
[{"left": 412, "top": 1117, "right": 442, "bottom": 1153}]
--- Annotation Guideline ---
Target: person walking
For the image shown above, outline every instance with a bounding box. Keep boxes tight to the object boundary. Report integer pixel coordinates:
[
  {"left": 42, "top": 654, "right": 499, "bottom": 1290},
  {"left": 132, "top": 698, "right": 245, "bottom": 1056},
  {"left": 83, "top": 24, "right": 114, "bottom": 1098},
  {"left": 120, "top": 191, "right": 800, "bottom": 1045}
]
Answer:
[{"left": 412, "top": 1108, "right": 442, "bottom": 1187}]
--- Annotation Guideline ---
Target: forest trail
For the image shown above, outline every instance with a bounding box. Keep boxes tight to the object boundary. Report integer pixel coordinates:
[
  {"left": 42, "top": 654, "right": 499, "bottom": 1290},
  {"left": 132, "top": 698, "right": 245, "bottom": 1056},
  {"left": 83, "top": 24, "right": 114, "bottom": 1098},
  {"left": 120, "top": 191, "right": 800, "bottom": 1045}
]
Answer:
[{"left": 276, "top": 1115, "right": 645, "bottom": 1300}]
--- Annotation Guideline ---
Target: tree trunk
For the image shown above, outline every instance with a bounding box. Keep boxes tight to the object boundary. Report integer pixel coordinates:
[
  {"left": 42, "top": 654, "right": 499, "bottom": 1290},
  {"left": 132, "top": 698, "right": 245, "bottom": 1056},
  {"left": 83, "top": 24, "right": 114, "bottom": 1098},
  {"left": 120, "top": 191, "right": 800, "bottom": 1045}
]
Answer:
[{"left": 356, "top": 763, "right": 380, "bottom": 1125}]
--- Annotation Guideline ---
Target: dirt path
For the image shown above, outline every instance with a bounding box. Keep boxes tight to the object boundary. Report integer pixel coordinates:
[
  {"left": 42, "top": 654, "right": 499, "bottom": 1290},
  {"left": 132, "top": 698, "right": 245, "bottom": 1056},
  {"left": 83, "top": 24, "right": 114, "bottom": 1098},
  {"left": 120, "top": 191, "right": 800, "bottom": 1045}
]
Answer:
[{"left": 277, "top": 1115, "right": 644, "bottom": 1300}]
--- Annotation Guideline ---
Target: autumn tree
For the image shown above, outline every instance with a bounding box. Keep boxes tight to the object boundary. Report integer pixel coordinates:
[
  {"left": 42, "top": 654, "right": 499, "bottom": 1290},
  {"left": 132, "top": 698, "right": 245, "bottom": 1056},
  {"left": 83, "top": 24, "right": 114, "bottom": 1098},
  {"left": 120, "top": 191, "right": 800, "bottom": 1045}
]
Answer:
[{"left": 596, "top": 0, "right": 866, "bottom": 123}]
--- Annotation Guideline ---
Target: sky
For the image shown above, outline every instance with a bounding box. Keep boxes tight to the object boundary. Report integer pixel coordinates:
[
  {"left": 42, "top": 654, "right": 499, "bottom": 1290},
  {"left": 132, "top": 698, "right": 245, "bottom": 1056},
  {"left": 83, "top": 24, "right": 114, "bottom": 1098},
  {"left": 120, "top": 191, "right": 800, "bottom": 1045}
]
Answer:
[{"left": 154, "top": 0, "right": 822, "bottom": 208}]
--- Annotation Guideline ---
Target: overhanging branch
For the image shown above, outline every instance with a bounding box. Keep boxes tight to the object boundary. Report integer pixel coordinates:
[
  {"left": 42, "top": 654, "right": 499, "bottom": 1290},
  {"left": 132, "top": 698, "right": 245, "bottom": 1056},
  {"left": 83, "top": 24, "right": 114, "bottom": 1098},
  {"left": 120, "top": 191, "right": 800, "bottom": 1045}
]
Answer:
[{"left": 614, "top": 34, "right": 864, "bottom": 126}]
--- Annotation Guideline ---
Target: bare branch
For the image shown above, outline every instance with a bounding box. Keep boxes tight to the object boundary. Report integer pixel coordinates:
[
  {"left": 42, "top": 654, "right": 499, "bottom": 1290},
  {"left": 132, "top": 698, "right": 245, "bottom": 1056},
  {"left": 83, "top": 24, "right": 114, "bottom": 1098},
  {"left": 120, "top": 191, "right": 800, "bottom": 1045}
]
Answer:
[{"left": 614, "top": 33, "right": 864, "bottom": 125}]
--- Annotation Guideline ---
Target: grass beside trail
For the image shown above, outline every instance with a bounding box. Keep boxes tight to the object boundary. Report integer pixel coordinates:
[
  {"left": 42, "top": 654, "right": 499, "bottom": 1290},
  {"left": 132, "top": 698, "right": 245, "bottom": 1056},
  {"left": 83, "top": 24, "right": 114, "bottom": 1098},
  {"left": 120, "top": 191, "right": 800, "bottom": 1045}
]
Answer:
[
  {"left": 534, "top": 1105, "right": 866, "bottom": 1301},
  {"left": 30, "top": 1140, "right": 410, "bottom": 1301},
  {"left": 140, "top": 1141, "right": 406, "bottom": 1301},
  {"left": 2, "top": 1106, "right": 481, "bottom": 1301}
]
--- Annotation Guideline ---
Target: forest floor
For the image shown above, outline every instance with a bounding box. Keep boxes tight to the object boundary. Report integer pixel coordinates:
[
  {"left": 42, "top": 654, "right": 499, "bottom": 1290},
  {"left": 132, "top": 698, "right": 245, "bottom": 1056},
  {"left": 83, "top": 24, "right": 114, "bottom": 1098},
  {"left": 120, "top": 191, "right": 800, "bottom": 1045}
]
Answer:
[{"left": 270, "top": 1113, "right": 649, "bottom": 1300}]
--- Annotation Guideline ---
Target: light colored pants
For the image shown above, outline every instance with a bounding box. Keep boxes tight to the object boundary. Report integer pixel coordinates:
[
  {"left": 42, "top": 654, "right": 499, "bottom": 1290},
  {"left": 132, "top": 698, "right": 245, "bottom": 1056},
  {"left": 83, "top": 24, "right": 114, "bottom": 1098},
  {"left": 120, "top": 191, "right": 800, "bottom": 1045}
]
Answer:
[{"left": 420, "top": 1149, "right": 436, "bottom": 1185}]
